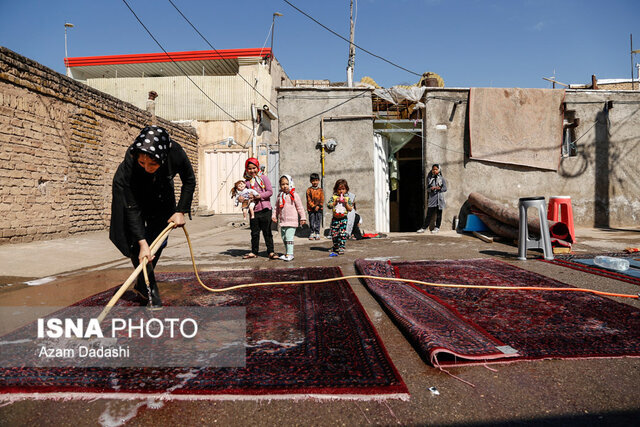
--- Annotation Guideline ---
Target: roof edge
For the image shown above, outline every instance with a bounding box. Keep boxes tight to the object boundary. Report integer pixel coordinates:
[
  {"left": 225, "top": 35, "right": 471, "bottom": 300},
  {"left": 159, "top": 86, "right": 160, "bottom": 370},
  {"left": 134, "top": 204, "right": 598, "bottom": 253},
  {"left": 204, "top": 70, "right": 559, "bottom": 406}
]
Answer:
[{"left": 65, "top": 48, "right": 272, "bottom": 67}]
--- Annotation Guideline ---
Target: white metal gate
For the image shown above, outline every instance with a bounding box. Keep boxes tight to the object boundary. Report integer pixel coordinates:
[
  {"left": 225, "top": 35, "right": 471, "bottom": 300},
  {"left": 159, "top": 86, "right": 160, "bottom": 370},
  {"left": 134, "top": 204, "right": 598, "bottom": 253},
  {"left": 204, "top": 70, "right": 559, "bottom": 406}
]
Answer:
[
  {"left": 373, "top": 133, "right": 390, "bottom": 232},
  {"left": 204, "top": 150, "right": 248, "bottom": 214}
]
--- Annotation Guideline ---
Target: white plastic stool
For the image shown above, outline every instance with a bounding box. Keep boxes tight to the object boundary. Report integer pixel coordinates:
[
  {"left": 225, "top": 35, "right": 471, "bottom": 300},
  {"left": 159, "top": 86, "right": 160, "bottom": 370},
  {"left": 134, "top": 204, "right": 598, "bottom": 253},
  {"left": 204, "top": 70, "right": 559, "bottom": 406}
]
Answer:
[{"left": 518, "top": 197, "right": 554, "bottom": 261}]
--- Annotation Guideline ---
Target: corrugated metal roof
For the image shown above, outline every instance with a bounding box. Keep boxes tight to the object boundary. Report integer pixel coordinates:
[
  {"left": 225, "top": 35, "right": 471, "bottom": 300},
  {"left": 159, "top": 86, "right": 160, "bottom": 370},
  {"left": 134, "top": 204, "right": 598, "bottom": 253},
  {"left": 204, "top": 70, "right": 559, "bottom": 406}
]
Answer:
[{"left": 66, "top": 48, "right": 271, "bottom": 80}]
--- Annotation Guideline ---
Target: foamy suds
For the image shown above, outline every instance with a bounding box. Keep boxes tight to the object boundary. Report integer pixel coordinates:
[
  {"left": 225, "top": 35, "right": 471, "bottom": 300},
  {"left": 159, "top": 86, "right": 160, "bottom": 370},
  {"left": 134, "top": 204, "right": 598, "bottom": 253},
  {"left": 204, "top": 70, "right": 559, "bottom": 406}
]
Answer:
[
  {"left": 24, "top": 277, "right": 56, "bottom": 286},
  {"left": 98, "top": 399, "right": 155, "bottom": 427},
  {"left": 98, "top": 369, "right": 201, "bottom": 426},
  {"left": 0, "top": 339, "right": 31, "bottom": 346},
  {"left": 248, "top": 339, "right": 305, "bottom": 348},
  {"left": 166, "top": 368, "right": 200, "bottom": 393}
]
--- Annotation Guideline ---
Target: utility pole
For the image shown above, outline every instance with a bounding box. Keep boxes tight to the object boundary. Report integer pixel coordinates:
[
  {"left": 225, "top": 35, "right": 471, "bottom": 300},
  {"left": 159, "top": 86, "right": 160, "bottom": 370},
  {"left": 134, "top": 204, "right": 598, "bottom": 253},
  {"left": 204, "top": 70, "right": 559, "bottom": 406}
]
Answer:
[
  {"left": 269, "top": 12, "right": 283, "bottom": 73},
  {"left": 347, "top": 0, "right": 355, "bottom": 87}
]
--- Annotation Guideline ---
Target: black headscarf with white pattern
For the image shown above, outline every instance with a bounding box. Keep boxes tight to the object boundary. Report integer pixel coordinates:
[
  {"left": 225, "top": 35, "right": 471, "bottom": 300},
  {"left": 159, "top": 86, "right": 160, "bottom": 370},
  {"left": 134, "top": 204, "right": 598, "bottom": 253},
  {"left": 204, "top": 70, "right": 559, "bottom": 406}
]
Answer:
[{"left": 129, "top": 125, "right": 172, "bottom": 164}]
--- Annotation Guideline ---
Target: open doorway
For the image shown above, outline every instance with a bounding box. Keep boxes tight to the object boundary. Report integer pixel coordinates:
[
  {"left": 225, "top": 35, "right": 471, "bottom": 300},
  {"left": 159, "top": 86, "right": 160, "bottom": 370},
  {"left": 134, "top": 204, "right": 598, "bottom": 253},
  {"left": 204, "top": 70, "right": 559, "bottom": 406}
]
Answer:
[{"left": 389, "top": 136, "right": 424, "bottom": 231}]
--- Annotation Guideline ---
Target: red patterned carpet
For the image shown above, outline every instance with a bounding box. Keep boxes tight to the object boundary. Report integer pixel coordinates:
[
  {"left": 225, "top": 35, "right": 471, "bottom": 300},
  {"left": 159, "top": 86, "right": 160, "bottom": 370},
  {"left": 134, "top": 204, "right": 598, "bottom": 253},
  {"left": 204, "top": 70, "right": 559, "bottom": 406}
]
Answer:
[
  {"left": 0, "top": 267, "right": 407, "bottom": 401},
  {"left": 355, "top": 259, "right": 640, "bottom": 367}
]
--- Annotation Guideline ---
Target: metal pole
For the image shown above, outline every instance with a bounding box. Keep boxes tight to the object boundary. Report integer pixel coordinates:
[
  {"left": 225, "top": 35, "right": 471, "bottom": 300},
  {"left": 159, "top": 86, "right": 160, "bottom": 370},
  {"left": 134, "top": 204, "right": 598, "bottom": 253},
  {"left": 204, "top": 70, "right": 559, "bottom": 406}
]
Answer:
[
  {"left": 251, "top": 104, "right": 257, "bottom": 158},
  {"left": 270, "top": 13, "right": 283, "bottom": 73},
  {"left": 64, "top": 23, "right": 74, "bottom": 77},
  {"left": 632, "top": 34, "right": 635, "bottom": 90}
]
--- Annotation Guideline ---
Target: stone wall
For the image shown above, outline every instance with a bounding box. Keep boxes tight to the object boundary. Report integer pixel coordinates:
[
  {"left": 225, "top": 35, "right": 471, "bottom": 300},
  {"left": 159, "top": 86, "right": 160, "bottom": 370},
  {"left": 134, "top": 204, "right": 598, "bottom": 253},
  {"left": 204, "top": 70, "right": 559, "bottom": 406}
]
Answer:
[{"left": 0, "top": 47, "right": 198, "bottom": 244}]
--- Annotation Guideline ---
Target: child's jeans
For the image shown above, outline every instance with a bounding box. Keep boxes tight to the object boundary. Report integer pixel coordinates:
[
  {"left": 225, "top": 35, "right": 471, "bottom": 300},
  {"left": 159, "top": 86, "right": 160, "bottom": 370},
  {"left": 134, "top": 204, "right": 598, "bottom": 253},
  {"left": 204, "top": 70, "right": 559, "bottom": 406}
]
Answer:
[
  {"left": 280, "top": 226, "right": 296, "bottom": 255},
  {"left": 330, "top": 217, "right": 348, "bottom": 252},
  {"left": 308, "top": 210, "right": 323, "bottom": 235}
]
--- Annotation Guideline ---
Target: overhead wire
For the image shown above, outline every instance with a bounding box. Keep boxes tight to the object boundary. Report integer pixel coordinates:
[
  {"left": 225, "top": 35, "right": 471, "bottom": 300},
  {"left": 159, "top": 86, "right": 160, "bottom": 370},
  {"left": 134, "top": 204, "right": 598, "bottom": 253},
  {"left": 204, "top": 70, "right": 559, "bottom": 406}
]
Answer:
[
  {"left": 123, "top": 0, "right": 450, "bottom": 154},
  {"left": 124, "top": 0, "right": 383, "bottom": 148},
  {"left": 167, "top": 0, "right": 278, "bottom": 112},
  {"left": 259, "top": 21, "right": 274, "bottom": 59},
  {"left": 283, "top": 0, "right": 422, "bottom": 77},
  {"left": 278, "top": 90, "right": 370, "bottom": 133},
  {"left": 374, "top": 96, "right": 468, "bottom": 155},
  {"left": 121, "top": 0, "right": 253, "bottom": 131}
]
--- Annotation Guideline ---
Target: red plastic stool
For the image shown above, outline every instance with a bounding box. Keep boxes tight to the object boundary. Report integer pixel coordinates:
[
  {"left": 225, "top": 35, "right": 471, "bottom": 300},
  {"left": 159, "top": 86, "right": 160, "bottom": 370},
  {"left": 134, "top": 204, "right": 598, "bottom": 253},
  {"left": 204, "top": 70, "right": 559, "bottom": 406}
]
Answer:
[{"left": 547, "top": 196, "right": 575, "bottom": 243}]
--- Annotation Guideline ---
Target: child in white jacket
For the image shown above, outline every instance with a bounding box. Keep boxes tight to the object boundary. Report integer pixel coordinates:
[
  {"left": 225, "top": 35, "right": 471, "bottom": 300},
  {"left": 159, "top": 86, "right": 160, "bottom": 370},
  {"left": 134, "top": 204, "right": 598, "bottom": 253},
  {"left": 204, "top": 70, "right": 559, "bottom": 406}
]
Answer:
[{"left": 272, "top": 175, "right": 306, "bottom": 261}]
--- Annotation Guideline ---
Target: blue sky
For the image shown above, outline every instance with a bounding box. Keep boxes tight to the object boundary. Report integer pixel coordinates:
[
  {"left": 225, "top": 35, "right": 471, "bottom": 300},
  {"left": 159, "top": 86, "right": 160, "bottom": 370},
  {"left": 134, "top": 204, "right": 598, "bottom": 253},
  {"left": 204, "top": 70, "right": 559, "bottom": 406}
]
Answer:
[{"left": 1, "top": 0, "right": 639, "bottom": 88}]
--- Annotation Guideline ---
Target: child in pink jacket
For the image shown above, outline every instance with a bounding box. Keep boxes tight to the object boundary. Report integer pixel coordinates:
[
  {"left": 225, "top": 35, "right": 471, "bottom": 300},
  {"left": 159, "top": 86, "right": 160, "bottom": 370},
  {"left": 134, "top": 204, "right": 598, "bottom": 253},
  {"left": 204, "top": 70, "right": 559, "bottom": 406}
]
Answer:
[{"left": 272, "top": 175, "right": 307, "bottom": 261}]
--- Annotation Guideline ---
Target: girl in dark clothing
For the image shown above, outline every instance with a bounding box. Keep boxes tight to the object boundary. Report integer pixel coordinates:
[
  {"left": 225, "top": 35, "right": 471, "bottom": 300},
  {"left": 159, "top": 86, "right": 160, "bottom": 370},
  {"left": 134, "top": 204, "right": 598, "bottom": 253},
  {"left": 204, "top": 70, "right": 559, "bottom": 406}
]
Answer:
[
  {"left": 239, "top": 158, "right": 276, "bottom": 259},
  {"left": 327, "top": 179, "right": 354, "bottom": 254},
  {"left": 417, "top": 164, "right": 447, "bottom": 234},
  {"left": 110, "top": 125, "right": 196, "bottom": 308}
]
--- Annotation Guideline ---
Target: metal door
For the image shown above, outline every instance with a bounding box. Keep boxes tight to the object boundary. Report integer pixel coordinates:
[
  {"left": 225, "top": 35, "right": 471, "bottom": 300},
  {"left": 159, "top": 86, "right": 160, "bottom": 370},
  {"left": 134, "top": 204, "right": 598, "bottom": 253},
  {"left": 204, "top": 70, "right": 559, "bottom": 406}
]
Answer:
[
  {"left": 204, "top": 150, "right": 248, "bottom": 214},
  {"left": 373, "top": 134, "right": 390, "bottom": 232}
]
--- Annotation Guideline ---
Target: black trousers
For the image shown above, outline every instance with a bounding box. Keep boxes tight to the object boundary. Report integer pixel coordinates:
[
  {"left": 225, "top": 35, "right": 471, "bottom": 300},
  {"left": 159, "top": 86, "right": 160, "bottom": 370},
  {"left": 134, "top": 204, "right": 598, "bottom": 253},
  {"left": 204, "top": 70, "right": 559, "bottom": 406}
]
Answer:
[
  {"left": 352, "top": 213, "right": 365, "bottom": 240},
  {"left": 250, "top": 208, "right": 274, "bottom": 255},
  {"left": 308, "top": 210, "right": 323, "bottom": 234},
  {"left": 422, "top": 207, "right": 443, "bottom": 229},
  {"left": 130, "top": 218, "right": 167, "bottom": 295}
]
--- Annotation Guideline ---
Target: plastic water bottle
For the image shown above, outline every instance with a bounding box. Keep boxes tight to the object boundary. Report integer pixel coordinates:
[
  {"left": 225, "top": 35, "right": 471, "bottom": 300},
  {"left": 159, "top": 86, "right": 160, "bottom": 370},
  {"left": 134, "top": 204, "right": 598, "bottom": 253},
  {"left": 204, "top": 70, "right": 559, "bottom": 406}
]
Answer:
[{"left": 593, "top": 256, "right": 630, "bottom": 271}]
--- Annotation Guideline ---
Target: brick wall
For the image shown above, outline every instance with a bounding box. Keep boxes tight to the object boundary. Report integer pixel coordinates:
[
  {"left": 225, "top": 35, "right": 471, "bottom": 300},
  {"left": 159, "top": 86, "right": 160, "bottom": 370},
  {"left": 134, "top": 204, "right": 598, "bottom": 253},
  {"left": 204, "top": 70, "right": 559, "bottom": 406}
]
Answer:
[
  {"left": 597, "top": 82, "right": 639, "bottom": 90},
  {"left": 0, "top": 47, "right": 199, "bottom": 244}
]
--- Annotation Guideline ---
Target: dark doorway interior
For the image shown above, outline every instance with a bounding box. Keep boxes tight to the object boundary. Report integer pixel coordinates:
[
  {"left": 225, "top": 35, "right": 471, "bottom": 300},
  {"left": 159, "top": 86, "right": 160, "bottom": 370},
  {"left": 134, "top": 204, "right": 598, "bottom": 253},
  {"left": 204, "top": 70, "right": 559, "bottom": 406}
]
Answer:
[{"left": 390, "top": 137, "right": 424, "bottom": 232}]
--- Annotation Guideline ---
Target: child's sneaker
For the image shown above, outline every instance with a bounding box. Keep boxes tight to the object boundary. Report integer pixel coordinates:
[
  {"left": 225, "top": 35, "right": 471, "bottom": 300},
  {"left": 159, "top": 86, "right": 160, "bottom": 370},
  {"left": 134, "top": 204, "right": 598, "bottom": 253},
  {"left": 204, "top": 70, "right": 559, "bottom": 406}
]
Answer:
[
  {"left": 416, "top": 228, "right": 425, "bottom": 233},
  {"left": 431, "top": 227, "right": 439, "bottom": 234},
  {"left": 279, "top": 254, "right": 294, "bottom": 262}
]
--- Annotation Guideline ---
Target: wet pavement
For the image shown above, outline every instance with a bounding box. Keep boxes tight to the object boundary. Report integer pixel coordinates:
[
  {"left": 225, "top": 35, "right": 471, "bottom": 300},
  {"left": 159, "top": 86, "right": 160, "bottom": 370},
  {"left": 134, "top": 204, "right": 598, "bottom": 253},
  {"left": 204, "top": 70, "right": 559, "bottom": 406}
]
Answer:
[{"left": 1, "top": 215, "right": 639, "bottom": 426}]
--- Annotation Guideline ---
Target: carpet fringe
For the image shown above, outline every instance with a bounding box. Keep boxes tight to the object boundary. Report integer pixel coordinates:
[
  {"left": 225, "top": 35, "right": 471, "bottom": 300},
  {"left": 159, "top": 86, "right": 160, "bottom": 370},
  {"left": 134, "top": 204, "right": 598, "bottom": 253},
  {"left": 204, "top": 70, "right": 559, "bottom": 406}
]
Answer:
[{"left": 0, "top": 392, "right": 410, "bottom": 403}]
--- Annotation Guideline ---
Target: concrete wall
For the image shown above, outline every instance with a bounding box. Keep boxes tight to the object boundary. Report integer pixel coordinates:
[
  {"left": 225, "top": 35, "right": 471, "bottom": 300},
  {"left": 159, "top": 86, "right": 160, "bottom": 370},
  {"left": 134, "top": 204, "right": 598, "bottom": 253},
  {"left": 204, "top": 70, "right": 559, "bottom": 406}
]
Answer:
[
  {"left": 0, "top": 47, "right": 199, "bottom": 244},
  {"left": 277, "top": 88, "right": 374, "bottom": 231},
  {"left": 423, "top": 88, "right": 640, "bottom": 228}
]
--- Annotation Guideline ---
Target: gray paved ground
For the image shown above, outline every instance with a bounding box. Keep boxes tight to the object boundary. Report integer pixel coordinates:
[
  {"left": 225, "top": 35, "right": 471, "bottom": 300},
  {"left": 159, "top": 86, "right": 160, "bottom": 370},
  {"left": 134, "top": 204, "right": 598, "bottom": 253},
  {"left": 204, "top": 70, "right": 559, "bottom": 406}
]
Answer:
[{"left": 1, "top": 215, "right": 639, "bottom": 426}]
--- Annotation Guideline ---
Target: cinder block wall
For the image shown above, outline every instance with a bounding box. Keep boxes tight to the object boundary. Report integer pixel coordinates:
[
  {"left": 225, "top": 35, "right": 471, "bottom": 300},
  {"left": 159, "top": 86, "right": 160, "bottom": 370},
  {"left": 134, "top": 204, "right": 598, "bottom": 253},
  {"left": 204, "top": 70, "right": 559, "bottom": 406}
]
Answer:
[{"left": 0, "top": 47, "right": 198, "bottom": 244}]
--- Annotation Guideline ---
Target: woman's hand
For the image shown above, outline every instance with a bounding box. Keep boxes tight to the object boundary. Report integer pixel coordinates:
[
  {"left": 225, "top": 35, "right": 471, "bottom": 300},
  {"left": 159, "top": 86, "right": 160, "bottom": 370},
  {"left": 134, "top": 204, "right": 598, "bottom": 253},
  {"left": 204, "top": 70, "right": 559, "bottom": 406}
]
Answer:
[
  {"left": 138, "top": 239, "right": 154, "bottom": 264},
  {"left": 169, "top": 212, "right": 186, "bottom": 227},
  {"left": 300, "top": 219, "right": 307, "bottom": 226}
]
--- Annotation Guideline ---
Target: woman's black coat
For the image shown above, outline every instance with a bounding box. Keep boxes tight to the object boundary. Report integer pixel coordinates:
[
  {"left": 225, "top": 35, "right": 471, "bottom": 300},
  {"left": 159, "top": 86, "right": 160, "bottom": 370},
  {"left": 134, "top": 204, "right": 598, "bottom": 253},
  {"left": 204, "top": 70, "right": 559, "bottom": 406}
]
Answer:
[{"left": 109, "top": 141, "right": 196, "bottom": 257}]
